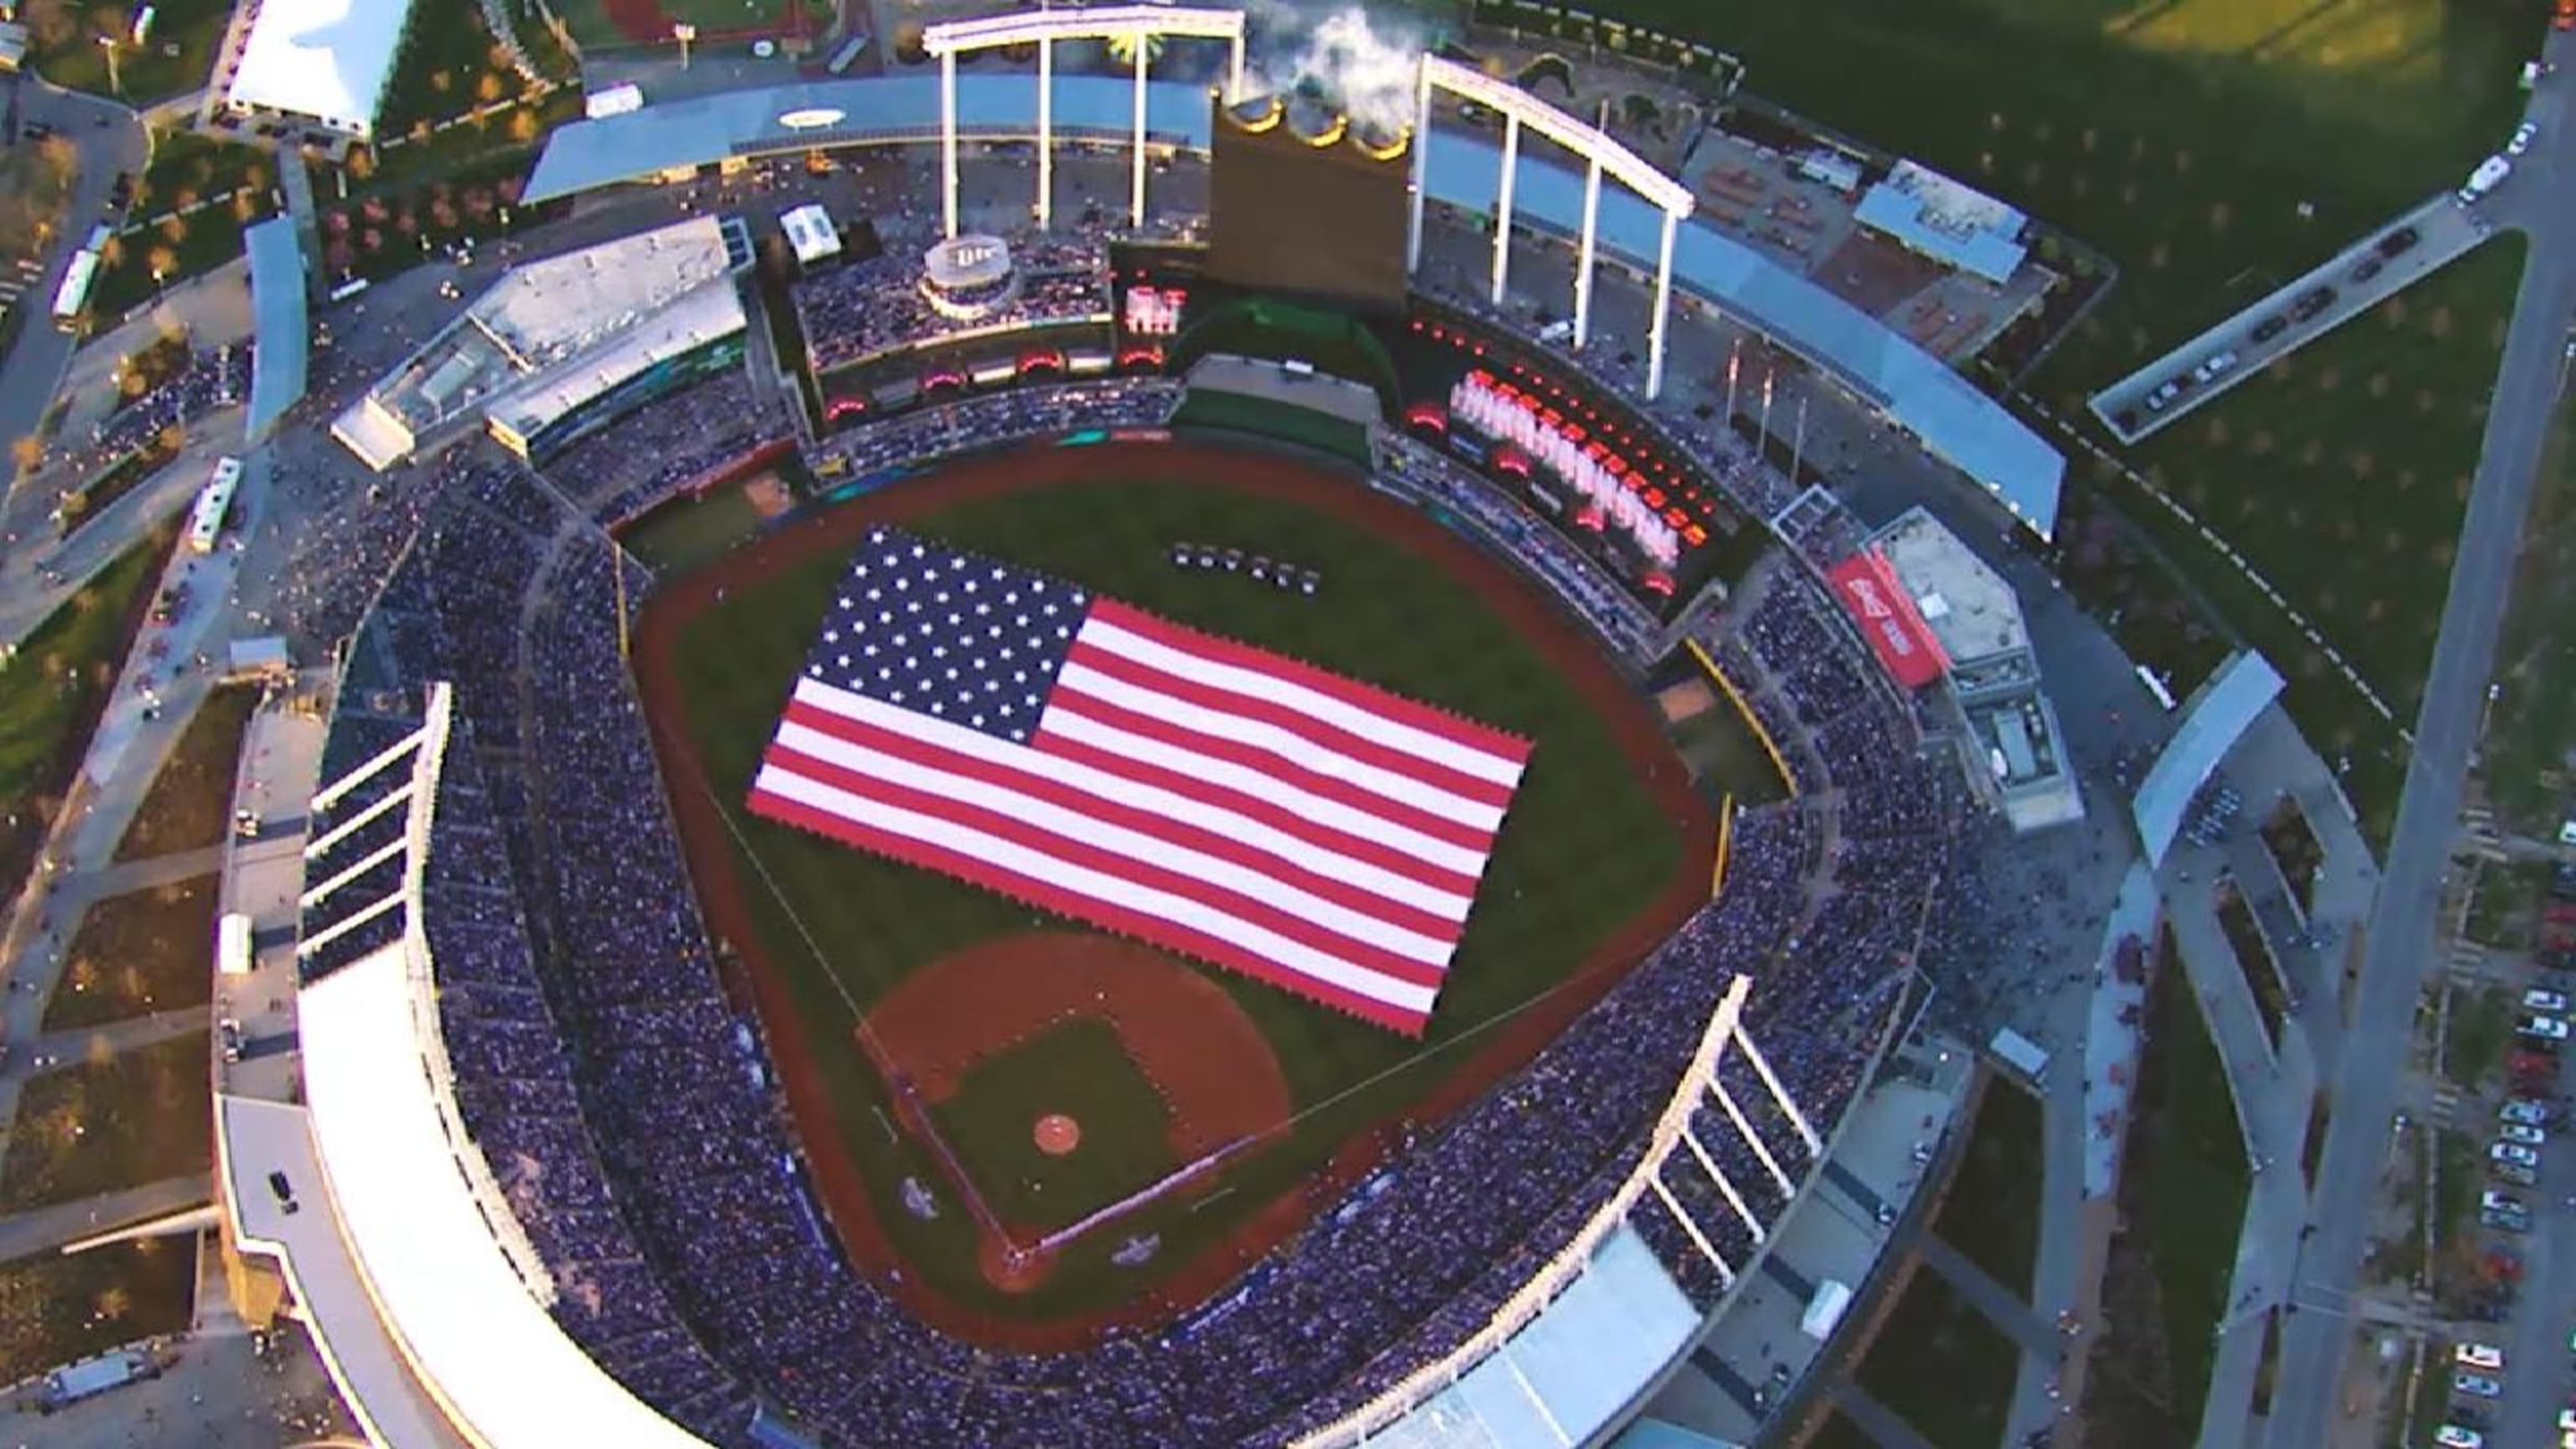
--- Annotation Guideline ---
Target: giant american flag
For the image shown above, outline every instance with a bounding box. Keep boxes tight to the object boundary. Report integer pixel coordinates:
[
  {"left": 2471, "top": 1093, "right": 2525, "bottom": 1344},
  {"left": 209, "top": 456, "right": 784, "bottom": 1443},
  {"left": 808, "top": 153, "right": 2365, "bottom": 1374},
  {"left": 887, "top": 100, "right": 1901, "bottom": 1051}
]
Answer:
[{"left": 745, "top": 527, "right": 1534, "bottom": 1035}]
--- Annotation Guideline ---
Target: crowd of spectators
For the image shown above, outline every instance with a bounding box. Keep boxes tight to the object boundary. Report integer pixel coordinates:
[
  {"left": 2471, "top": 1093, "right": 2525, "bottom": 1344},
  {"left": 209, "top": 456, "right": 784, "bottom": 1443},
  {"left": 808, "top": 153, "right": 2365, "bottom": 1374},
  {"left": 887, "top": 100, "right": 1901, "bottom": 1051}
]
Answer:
[
  {"left": 796, "top": 235, "right": 1111, "bottom": 372},
  {"left": 543, "top": 370, "right": 797, "bottom": 528},
  {"left": 812, "top": 378, "right": 1182, "bottom": 482},
  {"left": 1376, "top": 434, "right": 1661, "bottom": 661},
  {"left": 283, "top": 350, "right": 1939, "bottom": 1445},
  {"left": 63, "top": 343, "right": 252, "bottom": 475}
]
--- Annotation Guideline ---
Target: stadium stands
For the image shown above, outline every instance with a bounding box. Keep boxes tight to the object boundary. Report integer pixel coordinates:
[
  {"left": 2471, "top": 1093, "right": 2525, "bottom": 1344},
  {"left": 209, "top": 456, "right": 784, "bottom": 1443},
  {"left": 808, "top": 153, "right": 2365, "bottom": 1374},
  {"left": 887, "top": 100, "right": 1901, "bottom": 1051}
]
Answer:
[
  {"left": 796, "top": 232, "right": 1112, "bottom": 374},
  {"left": 288, "top": 330, "right": 1941, "bottom": 1441}
]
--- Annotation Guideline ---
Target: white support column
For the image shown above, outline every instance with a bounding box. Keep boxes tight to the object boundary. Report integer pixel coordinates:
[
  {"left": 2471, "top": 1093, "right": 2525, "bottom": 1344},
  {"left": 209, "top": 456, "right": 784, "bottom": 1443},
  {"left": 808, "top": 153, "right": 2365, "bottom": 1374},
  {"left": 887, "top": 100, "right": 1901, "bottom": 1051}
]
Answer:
[
  {"left": 1490, "top": 112, "right": 1519, "bottom": 309},
  {"left": 1682, "top": 1123, "right": 1767, "bottom": 1242},
  {"left": 939, "top": 49, "right": 959, "bottom": 240},
  {"left": 1228, "top": 35, "right": 1244, "bottom": 102},
  {"left": 1130, "top": 33, "right": 1149, "bottom": 228},
  {"left": 1572, "top": 156, "right": 1602, "bottom": 349},
  {"left": 1646, "top": 205, "right": 1678, "bottom": 399},
  {"left": 1648, "top": 1174, "right": 1736, "bottom": 1285},
  {"left": 1405, "top": 64, "right": 1431, "bottom": 272},
  {"left": 1737, "top": 1028, "right": 1824, "bottom": 1155},
  {"left": 1710, "top": 1069, "right": 1796, "bottom": 1196},
  {"left": 1036, "top": 38, "right": 1053, "bottom": 230}
]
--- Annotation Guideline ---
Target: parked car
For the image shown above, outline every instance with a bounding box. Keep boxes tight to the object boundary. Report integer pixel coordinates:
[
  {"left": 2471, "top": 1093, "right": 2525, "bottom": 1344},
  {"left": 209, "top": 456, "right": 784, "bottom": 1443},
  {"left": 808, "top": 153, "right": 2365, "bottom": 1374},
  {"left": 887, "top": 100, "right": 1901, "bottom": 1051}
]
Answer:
[
  {"left": 2377, "top": 226, "right": 2420, "bottom": 258},
  {"left": 2510, "top": 122, "right": 2540, "bottom": 156},
  {"left": 2290, "top": 286, "right": 2336, "bottom": 322},
  {"left": 2499, "top": 1122, "right": 2547, "bottom": 1146},
  {"left": 2455, "top": 1343, "right": 2506, "bottom": 1370},
  {"left": 2143, "top": 379, "right": 2184, "bottom": 413},
  {"left": 2480, "top": 1190, "right": 2524, "bottom": 1215},
  {"left": 2523, "top": 989, "right": 2568, "bottom": 1013},
  {"left": 2501, "top": 1098, "right": 2552, "bottom": 1126},
  {"left": 2480, "top": 1207, "right": 2529, "bottom": 1233},
  {"left": 2189, "top": 351, "right": 2240, "bottom": 385},
  {"left": 2454, "top": 1372, "right": 2505, "bottom": 1398},
  {"left": 2433, "top": 1427, "right": 2481, "bottom": 1449},
  {"left": 2521, "top": 1014, "right": 2571, "bottom": 1041},
  {"left": 2489, "top": 1159, "right": 2537, "bottom": 1187},
  {"left": 2490, "top": 1140, "right": 2541, "bottom": 1167},
  {"left": 2351, "top": 255, "right": 2383, "bottom": 283},
  {"left": 2251, "top": 314, "right": 2289, "bottom": 344}
]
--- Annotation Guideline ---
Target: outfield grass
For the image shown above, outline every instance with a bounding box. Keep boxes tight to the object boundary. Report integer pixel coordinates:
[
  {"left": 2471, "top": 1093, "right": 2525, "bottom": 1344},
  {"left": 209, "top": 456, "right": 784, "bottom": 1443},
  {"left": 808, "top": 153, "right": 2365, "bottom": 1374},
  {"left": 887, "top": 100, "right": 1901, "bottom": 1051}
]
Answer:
[
  {"left": 1933, "top": 1077, "right": 2044, "bottom": 1298},
  {"left": 1852, "top": 1270, "right": 2020, "bottom": 1449},
  {"left": 932, "top": 1020, "right": 1176, "bottom": 1233},
  {"left": 1171, "top": 392, "right": 1377, "bottom": 468},
  {"left": 624, "top": 486, "right": 767, "bottom": 576},
  {"left": 660, "top": 469, "right": 1701, "bottom": 1317},
  {"left": 0, "top": 1031, "right": 211, "bottom": 1214},
  {"left": 44, "top": 875, "right": 220, "bottom": 1032},
  {"left": 1545, "top": 0, "right": 2537, "bottom": 830}
]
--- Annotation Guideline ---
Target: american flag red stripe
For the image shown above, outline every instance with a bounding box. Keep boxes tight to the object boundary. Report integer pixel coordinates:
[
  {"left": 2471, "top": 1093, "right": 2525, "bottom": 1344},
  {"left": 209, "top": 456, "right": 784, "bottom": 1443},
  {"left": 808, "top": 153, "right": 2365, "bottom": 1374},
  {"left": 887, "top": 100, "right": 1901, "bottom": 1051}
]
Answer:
[{"left": 745, "top": 532, "right": 1533, "bottom": 1035}]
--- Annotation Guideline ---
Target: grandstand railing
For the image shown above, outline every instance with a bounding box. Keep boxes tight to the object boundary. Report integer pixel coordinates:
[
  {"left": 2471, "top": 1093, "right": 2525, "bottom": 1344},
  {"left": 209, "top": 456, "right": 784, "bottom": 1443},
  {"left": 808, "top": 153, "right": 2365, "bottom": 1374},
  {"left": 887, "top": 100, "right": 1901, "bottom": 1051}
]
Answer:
[{"left": 1292, "top": 974, "right": 1757, "bottom": 1449}]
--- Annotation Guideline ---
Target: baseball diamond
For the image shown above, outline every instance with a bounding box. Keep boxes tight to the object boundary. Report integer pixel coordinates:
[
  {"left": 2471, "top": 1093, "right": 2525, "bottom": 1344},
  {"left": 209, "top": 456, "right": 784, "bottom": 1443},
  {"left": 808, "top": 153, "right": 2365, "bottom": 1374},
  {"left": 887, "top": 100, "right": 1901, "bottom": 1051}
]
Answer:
[{"left": 635, "top": 438, "right": 1716, "bottom": 1332}]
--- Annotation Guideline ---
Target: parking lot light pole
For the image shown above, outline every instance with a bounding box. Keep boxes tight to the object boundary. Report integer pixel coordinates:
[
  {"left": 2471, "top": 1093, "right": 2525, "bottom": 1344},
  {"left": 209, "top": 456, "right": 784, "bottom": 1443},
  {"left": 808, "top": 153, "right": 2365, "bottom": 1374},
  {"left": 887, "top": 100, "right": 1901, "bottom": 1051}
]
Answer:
[{"left": 673, "top": 23, "right": 695, "bottom": 70}]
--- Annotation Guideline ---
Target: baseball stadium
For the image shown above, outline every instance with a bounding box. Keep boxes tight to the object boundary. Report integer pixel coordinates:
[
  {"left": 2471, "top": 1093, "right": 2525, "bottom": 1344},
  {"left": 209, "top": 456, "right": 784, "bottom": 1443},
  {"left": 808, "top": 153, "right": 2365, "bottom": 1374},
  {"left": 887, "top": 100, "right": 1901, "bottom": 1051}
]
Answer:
[{"left": 203, "top": 7, "right": 2074, "bottom": 1447}]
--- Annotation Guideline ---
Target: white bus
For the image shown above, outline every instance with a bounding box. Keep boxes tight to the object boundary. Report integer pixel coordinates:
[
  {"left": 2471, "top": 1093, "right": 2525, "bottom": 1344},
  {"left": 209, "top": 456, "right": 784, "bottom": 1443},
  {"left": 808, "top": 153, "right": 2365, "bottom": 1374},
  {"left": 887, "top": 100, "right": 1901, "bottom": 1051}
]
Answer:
[
  {"left": 49, "top": 249, "right": 100, "bottom": 331},
  {"left": 187, "top": 456, "right": 243, "bottom": 553}
]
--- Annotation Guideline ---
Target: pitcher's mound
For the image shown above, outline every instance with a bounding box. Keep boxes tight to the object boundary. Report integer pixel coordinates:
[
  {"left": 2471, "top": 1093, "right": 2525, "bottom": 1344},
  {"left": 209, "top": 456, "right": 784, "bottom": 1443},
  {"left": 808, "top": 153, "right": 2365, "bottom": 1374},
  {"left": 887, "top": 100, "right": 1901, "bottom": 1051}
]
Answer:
[{"left": 1034, "top": 1113, "right": 1083, "bottom": 1156}]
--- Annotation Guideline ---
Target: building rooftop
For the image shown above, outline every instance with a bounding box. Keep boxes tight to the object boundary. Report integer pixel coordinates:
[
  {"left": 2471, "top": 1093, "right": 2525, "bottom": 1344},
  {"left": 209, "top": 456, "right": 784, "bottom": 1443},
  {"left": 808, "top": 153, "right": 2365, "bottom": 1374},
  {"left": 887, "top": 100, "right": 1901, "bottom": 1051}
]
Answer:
[
  {"left": 1872, "top": 506, "right": 2028, "bottom": 667},
  {"left": 1853, "top": 159, "right": 2028, "bottom": 286},
  {"left": 221, "top": 0, "right": 418, "bottom": 134},
  {"left": 486, "top": 281, "right": 745, "bottom": 448}
]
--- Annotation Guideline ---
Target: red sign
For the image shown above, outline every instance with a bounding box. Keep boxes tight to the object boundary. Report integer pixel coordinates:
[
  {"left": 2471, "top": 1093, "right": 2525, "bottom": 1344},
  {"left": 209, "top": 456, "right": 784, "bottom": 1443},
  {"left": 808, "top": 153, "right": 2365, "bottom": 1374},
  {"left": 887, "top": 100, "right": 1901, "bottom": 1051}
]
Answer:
[{"left": 1827, "top": 550, "right": 1948, "bottom": 690}]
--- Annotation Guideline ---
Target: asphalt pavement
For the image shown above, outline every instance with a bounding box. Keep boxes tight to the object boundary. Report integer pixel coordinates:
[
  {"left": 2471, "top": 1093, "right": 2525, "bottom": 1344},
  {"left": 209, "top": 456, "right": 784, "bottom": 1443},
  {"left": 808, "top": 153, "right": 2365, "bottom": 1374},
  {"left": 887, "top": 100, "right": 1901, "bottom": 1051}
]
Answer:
[{"left": 2266, "top": 27, "right": 2576, "bottom": 1449}]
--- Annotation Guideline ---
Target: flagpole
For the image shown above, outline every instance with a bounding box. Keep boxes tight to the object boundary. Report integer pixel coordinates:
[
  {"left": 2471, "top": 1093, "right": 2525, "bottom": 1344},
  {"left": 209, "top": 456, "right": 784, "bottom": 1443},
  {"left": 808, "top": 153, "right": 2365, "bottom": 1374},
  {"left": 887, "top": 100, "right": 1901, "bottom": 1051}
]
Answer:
[
  {"left": 1723, "top": 339, "right": 1741, "bottom": 427},
  {"left": 1789, "top": 391, "right": 1809, "bottom": 486},
  {"left": 1758, "top": 371, "right": 1774, "bottom": 454}
]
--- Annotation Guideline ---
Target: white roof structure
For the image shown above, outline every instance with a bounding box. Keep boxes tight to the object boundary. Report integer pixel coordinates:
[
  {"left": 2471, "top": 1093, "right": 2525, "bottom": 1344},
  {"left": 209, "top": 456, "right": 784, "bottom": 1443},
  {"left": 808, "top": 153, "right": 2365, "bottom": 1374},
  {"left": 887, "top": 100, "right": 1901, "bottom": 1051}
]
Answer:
[
  {"left": 1872, "top": 506, "right": 2027, "bottom": 667},
  {"left": 486, "top": 281, "right": 745, "bottom": 450},
  {"left": 2132, "top": 650, "right": 2284, "bottom": 865},
  {"left": 221, "top": 0, "right": 419, "bottom": 136},
  {"left": 300, "top": 946, "right": 710, "bottom": 1449},
  {"left": 780, "top": 203, "right": 842, "bottom": 265}
]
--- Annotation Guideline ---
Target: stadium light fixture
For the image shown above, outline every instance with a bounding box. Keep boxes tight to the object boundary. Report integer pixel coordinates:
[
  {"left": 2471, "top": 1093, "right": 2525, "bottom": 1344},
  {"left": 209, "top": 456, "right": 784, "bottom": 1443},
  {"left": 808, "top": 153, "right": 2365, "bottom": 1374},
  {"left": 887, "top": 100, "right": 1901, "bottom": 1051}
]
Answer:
[
  {"left": 922, "top": 6, "right": 1249, "bottom": 236},
  {"left": 1411, "top": 55, "right": 1696, "bottom": 400}
]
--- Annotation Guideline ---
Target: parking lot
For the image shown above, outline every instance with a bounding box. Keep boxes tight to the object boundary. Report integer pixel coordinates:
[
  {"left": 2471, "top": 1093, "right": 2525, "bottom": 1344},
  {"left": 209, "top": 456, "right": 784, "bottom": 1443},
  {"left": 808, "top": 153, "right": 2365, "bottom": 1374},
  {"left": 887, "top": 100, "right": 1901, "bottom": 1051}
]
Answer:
[
  {"left": 2427, "top": 859, "right": 2576, "bottom": 1449},
  {"left": 2088, "top": 191, "right": 2490, "bottom": 444}
]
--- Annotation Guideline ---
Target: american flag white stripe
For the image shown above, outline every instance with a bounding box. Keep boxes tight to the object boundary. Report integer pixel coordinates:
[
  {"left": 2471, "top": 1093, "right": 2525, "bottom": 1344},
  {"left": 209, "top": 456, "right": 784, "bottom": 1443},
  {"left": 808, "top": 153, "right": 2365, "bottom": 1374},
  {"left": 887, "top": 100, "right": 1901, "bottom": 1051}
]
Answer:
[
  {"left": 1052, "top": 661, "right": 1513, "bottom": 834},
  {"left": 769, "top": 709, "right": 1455, "bottom": 963},
  {"left": 751, "top": 764, "right": 1444, "bottom": 1016},
  {"left": 1077, "top": 614, "right": 1530, "bottom": 788},
  {"left": 1036, "top": 706, "right": 1498, "bottom": 878},
  {"left": 779, "top": 682, "right": 1477, "bottom": 919}
]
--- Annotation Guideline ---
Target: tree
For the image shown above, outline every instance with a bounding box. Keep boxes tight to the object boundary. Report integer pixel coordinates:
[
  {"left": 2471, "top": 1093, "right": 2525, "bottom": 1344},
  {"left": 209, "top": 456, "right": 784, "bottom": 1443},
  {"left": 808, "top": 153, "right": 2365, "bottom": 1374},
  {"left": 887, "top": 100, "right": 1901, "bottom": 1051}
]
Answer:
[
  {"left": 508, "top": 107, "right": 538, "bottom": 144},
  {"left": 477, "top": 72, "right": 505, "bottom": 105},
  {"left": 346, "top": 144, "right": 377, "bottom": 181},
  {"left": 92, "top": 1285, "right": 130, "bottom": 1323},
  {"left": 10, "top": 436, "right": 42, "bottom": 476}
]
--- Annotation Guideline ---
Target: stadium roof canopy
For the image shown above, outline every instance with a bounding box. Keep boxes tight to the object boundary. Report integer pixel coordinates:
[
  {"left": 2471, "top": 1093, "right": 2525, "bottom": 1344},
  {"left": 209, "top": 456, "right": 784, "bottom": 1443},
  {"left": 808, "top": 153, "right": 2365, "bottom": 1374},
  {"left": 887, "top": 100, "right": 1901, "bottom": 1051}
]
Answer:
[
  {"left": 2132, "top": 649, "right": 2284, "bottom": 865},
  {"left": 522, "top": 77, "right": 2063, "bottom": 540},
  {"left": 486, "top": 280, "right": 746, "bottom": 452},
  {"left": 244, "top": 217, "right": 309, "bottom": 443},
  {"left": 1342, "top": 1225, "right": 1701, "bottom": 1449},
  {"left": 221, "top": 0, "right": 418, "bottom": 136},
  {"left": 301, "top": 945, "right": 712, "bottom": 1449}
]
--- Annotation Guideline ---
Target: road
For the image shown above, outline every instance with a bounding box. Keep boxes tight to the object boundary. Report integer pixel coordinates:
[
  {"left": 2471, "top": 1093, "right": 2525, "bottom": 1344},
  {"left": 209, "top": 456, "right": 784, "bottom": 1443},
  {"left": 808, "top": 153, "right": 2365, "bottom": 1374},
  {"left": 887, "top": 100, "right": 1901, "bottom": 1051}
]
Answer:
[
  {"left": 0, "top": 72, "right": 146, "bottom": 486},
  {"left": 2265, "top": 28, "right": 2576, "bottom": 1449}
]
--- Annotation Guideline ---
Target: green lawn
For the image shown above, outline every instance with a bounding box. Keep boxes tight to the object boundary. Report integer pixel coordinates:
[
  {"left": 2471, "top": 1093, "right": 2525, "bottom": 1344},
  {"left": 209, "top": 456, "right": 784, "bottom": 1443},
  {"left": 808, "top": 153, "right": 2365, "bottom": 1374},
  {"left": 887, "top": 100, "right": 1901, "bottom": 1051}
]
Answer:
[
  {"left": 115, "top": 686, "right": 255, "bottom": 860},
  {"left": 2127, "top": 947, "right": 2253, "bottom": 1432},
  {"left": 0, "top": 1238, "right": 195, "bottom": 1384},
  {"left": 44, "top": 875, "right": 220, "bottom": 1032},
  {"left": 1852, "top": 1270, "right": 2021, "bottom": 1449},
  {"left": 1933, "top": 1076, "right": 2045, "bottom": 1297},
  {"left": 1531, "top": 0, "right": 2538, "bottom": 832},
  {"left": 932, "top": 1020, "right": 1176, "bottom": 1233},
  {"left": 657, "top": 466, "right": 1702, "bottom": 1318},
  {"left": 2443, "top": 986, "right": 2511, "bottom": 1090},
  {"left": 0, "top": 1031, "right": 212, "bottom": 1214},
  {"left": 0, "top": 530, "right": 169, "bottom": 917},
  {"left": 1171, "top": 391, "right": 1376, "bottom": 468},
  {"left": 19, "top": 0, "right": 231, "bottom": 103},
  {"left": 2484, "top": 413, "right": 2576, "bottom": 831},
  {"left": 622, "top": 486, "right": 767, "bottom": 575}
]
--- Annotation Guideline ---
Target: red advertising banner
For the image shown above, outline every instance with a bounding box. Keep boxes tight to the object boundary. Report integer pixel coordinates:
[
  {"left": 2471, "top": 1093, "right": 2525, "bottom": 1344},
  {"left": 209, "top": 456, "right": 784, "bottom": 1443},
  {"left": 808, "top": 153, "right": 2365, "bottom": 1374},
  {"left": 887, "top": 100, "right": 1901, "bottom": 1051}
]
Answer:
[{"left": 1827, "top": 549, "right": 1949, "bottom": 690}]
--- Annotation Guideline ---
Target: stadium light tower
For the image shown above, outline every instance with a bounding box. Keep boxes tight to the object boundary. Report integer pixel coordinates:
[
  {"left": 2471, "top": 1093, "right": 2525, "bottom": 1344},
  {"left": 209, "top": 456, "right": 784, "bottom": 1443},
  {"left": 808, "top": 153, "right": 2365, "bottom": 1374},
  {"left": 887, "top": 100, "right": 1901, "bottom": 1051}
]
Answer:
[
  {"left": 1410, "top": 56, "right": 1696, "bottom": 399},
  {"left": 923, "top": 6, "right": 1249, "bottom": 236}
]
